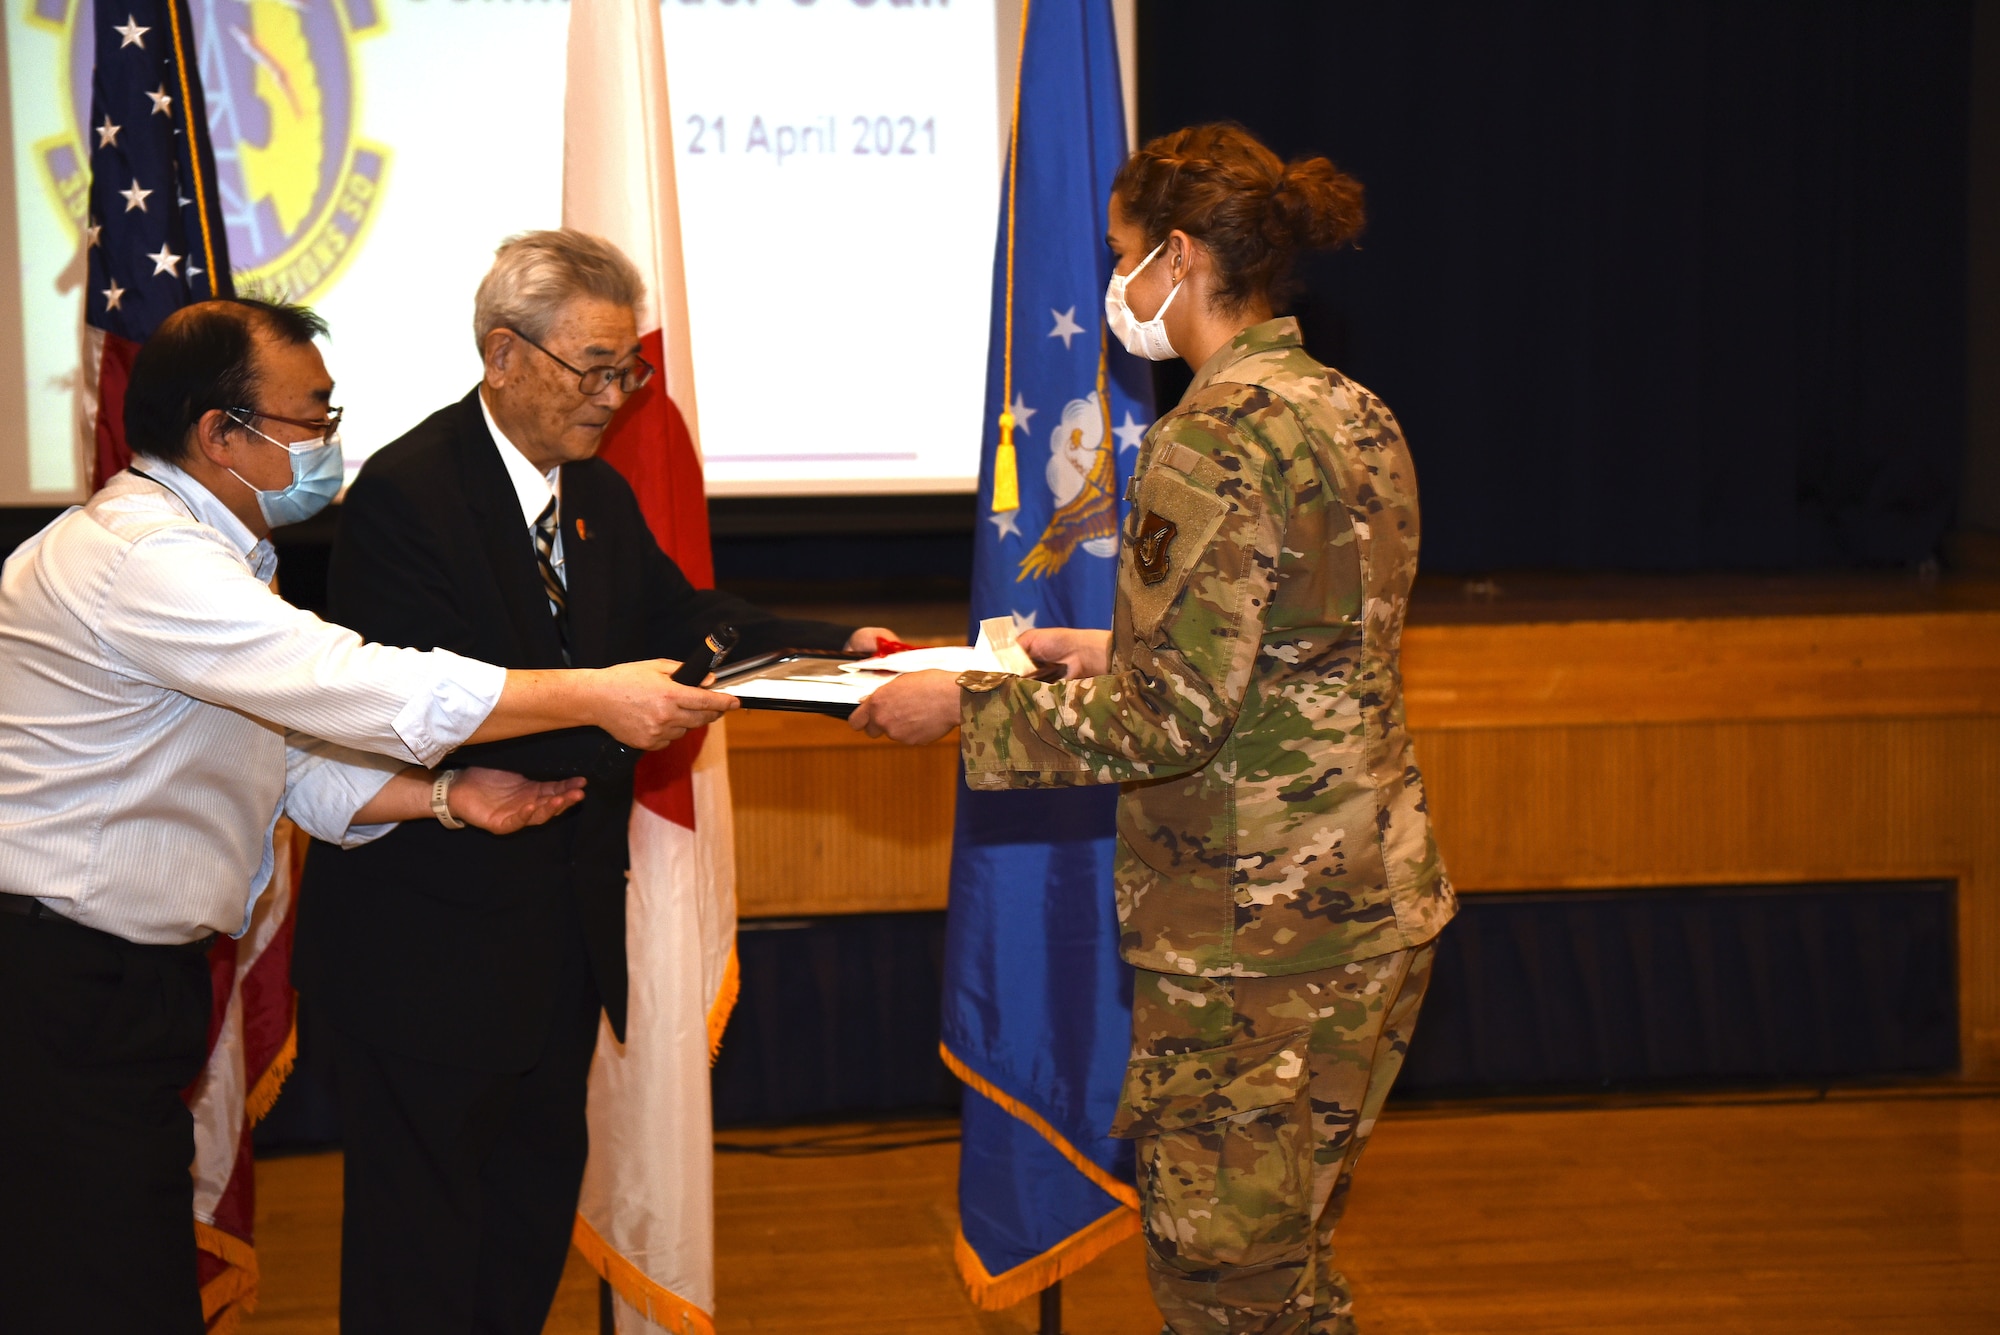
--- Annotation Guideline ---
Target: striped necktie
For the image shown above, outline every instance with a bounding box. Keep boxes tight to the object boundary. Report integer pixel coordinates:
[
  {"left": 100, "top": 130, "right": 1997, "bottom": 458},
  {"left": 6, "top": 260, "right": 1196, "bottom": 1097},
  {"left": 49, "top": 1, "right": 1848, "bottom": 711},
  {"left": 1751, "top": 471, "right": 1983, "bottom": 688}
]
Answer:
[{"left": 533, "top": 497, "right": 571, "bottom": 665}]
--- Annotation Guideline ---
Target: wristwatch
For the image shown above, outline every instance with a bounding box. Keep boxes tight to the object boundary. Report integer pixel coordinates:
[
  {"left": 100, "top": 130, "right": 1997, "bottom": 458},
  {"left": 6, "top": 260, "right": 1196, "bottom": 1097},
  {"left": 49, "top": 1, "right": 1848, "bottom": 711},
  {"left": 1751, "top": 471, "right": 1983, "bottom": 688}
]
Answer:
[{"left": 431, "top": 769, "right": 466, "bottom": 829}]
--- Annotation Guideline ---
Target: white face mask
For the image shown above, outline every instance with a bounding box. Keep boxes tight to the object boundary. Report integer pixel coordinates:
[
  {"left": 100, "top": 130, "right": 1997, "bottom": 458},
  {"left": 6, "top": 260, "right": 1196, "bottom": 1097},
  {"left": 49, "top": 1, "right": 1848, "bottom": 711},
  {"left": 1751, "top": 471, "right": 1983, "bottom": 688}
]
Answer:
[{"left": 1104, "top": 239, "right": 1183, "bottom": 361}]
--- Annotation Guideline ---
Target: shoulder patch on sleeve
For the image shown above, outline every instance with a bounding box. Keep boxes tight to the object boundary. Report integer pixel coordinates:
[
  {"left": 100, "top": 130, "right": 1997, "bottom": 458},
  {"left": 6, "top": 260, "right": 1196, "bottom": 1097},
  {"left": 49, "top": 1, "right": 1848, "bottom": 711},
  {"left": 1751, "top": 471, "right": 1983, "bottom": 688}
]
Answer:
[
  {"left": 1133, "top": 508, "right": 1179, "bottom": 585},
  {"left": 1123, "top": 466, "right": 1229, "bottom": 639}
]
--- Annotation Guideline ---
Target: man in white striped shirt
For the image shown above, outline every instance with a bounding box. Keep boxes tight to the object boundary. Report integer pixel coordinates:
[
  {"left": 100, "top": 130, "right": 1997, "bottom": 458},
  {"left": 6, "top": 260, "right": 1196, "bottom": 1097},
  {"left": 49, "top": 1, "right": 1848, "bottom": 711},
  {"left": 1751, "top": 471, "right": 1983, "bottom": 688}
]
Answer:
[{"left": 0, "top": 297, "right": 739, "bottom": 1335}]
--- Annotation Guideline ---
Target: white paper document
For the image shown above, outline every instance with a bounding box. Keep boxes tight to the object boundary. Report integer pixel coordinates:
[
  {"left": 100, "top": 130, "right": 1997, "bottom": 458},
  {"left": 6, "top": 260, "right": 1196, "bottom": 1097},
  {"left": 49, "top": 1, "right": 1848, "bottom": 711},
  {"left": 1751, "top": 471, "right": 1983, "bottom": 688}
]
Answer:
[
  {"left": 715, "top": 621, "right": 1037, "bottom": 711},
  {"left": 714, "top": 659, "right": 886, "bottom": 708}
]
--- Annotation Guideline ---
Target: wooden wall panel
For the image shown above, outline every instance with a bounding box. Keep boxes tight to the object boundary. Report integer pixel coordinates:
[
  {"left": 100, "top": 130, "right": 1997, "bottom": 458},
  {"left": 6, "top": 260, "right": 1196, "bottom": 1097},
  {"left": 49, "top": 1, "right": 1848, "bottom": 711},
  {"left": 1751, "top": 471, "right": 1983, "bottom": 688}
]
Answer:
[
  {"left": 725, "top": 612, "right": 2000, "bottom": 1076},
  {"left": 1416, "top": 718, "right": 1999, "bottom": 1076},
  {"left": 1399, "top": 611, "right": 2000, "bottom": 727},
  {"left": 726, "top": 712, "right": 959, "bottom": 919}
]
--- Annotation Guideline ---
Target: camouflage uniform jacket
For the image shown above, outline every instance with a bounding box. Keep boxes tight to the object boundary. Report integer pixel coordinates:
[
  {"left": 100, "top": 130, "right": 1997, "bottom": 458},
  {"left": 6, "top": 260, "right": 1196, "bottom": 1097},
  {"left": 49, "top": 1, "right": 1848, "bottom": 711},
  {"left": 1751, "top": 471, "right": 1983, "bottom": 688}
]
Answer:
[{"left": 959, "top": 318, "right": 1455, "bottom": 977}]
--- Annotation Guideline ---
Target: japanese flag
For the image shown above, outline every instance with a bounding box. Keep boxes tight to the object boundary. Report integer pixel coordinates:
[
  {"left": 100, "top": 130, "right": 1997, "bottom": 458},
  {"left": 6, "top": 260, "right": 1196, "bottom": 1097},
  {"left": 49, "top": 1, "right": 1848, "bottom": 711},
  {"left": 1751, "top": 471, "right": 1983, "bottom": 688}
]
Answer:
[{"left": 563, "top": 2, "right": 738, "bottom": 1331}]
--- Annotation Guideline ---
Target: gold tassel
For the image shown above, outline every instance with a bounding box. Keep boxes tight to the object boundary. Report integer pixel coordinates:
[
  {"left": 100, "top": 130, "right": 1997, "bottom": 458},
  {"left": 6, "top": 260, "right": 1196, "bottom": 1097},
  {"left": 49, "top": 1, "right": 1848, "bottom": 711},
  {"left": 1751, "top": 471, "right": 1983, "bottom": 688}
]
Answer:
[{"left": 992, "top": 409, "right": 1020, "bottom": 514}]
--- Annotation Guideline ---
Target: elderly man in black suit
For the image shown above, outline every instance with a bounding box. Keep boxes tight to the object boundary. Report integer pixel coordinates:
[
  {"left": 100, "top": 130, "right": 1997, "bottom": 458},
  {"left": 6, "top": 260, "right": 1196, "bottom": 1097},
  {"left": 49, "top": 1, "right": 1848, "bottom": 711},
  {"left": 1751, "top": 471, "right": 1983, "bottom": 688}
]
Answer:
[{"left": 295, "top": 229, "right": 890, "bottom": 1334}]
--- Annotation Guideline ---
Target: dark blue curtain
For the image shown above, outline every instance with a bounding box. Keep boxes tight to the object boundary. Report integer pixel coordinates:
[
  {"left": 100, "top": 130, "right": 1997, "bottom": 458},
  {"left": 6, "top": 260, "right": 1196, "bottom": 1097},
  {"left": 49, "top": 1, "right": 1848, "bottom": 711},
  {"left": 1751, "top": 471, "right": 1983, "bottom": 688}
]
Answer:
[
  {"left": 259, "top": 881, "right": 1957, "bottom": 1148},
  {"left": 1138, "top": 1, "right": 1971, "bottom": 572},
  {"left": 1400, "top": 882, "right": 1958, "bottom": 1094}
]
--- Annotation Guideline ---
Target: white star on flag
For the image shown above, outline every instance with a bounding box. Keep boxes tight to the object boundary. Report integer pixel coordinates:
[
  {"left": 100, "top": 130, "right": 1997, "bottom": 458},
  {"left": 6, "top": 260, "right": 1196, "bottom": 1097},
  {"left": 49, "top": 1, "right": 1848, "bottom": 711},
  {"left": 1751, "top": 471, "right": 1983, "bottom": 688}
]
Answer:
[
  {"left": 96, "top": 116, "right": 121, "bottom": 148},
  {"left": 1010, "top": 611, "right": 1039, "bottom": 631},
  {"left": 987, "top": 509, "right": 1022, "bottom": 540},
  {"left": 147, "top": 86, "right": 174, "bottom": 116},
  {"left": 1114, "top": 411, "right": 1147, "bottom": 452},
  {"left": 102, "top": 280, "right": 126, "bottom": 310},
  {"left": 1008, "top": 392, "right": 1037, "bottom": 436},
  {"left": 188, "top": 263, "right": 203, "bottom": 281},
  {"left": 1048, "top": 306, "right": 1084, "bottom": 349},
  {"left": 86, "top": 218, "right": 101, "bottom": 248},
  {"left": 120, "top": 181, "right": 152, "bottom": 212},
  {"left": 113, "top": 15, "right": 148, "bottom": 46},
  {"left": 147, "top": 244, "right": 182, "bottom": 277},
  {"left": 178, "top": 196, "right": 192, "bottom": 208}
]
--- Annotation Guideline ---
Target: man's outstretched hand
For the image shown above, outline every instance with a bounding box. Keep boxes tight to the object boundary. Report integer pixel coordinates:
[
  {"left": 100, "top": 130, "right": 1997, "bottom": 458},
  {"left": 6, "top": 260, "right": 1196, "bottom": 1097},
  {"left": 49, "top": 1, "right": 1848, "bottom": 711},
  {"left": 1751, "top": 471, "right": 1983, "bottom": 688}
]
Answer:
[
  {"left": 845, "top": 627, "right": 902, "bottom": 654},
  {"left": 350, "top": 765, "right": 588, "bottom": 831},
  {"left": 477, "top": 659, "right": 740, "bottom": 751},
  {"left": 848, "top": 669, "right": 961, "bottom": 745},
  {"left": 591, "top": 659, "right": 739, "bottom": 750},
  {"left": 450, "top": 768, "right": 587, "bottom": 834}
]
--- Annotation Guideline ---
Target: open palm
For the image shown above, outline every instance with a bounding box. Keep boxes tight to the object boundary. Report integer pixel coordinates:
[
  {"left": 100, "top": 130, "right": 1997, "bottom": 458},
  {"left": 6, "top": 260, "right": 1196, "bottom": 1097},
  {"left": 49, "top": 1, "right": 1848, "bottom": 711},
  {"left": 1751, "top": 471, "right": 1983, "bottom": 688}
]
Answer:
[{"left": 451, "top": 768, "right": 587, "bottom": 834}]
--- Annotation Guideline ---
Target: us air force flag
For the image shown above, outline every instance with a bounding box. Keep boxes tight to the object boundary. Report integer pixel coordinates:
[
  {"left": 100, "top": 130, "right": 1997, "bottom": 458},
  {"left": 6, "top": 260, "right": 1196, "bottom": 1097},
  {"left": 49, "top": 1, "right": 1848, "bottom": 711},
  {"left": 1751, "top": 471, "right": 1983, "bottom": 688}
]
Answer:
[{"left": 941, "top": 0, "right": 1155, "bottom": 1308}]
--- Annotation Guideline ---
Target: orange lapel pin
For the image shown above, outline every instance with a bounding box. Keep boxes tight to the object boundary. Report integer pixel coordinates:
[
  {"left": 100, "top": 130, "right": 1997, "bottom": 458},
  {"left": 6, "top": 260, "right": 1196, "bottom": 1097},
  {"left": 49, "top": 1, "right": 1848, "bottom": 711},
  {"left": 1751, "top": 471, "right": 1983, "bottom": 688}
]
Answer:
[{"left": 574, "top": 517, "right": 589, "bottom": 541}]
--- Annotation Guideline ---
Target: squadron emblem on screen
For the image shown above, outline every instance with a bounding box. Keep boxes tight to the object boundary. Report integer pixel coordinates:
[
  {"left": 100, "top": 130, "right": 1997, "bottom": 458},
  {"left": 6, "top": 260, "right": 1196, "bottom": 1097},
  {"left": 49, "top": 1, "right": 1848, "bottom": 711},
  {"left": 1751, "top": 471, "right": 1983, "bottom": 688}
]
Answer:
[{"left": 34, "top": 0, "right": 390, "bottom": 304}]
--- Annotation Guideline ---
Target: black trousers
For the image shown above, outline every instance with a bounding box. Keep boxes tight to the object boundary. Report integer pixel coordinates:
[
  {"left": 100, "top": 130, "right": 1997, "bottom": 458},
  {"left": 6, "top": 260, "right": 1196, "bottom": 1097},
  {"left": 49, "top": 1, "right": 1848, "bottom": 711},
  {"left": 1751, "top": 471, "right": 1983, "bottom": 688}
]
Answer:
[
  {"left": 0, "top": 910, "right": 215, "bottom": 1335},
  {"left": 329, "top": 934, "right": 603, "bottom": 1335}
]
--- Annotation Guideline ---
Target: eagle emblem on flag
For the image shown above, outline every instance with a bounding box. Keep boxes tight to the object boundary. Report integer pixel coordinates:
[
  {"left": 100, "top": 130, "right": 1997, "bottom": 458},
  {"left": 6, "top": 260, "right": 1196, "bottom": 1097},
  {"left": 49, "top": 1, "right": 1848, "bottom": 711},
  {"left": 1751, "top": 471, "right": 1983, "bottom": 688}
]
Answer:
[{"left": 1017, "top": 390, "right": 1118, "bottom": 581}]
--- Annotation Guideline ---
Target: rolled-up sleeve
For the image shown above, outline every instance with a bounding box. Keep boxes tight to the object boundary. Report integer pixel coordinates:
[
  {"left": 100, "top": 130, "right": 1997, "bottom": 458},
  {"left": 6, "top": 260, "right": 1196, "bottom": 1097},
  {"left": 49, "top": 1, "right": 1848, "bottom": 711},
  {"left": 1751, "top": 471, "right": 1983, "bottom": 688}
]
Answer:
[
  {"left": 98, "top": 528, "right": 508, "bottom": 766},
  {"left": 284, "top": 735, "right": 404, "bottom": 847},
  {"left": 384, "top": 648, "right": 508, "bottom": 765}
]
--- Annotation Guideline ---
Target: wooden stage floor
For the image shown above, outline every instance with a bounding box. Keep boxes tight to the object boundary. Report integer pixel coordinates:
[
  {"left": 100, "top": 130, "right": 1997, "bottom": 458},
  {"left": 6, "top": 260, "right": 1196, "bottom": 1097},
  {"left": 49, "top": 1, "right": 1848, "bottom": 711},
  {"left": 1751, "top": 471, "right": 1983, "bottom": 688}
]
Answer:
[{"left": 237, "top": 1086, "right": 2000, "bottom": 1334}]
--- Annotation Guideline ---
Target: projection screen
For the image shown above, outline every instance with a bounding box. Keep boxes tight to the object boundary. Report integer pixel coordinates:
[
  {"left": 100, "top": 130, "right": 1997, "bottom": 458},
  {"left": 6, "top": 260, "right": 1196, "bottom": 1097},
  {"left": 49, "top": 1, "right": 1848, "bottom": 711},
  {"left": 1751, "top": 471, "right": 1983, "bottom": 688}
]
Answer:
[{"left": 1, "top": 0, "right": 1130, "bottom": 506}]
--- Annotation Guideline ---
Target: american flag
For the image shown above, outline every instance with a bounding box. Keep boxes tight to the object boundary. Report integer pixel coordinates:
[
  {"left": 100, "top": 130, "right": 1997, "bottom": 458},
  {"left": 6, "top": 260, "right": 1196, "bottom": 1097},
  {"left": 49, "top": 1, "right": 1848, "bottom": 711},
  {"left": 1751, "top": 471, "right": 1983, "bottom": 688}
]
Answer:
[
  {"left": 84, "top": 7, "right": 296, "bottom": 1331},
  {"left": 84, "top": 0, "right": 233, "bottom": 488}
]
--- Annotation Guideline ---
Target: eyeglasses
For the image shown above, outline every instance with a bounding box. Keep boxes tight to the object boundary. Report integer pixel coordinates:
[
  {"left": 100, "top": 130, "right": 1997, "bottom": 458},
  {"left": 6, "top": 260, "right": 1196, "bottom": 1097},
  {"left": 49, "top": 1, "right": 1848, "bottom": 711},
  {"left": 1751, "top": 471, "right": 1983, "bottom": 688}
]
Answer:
[
  {"left": 508, "top": 329, "right": 657, "bottom": 396},
  {"left": 226, "top": 405, "right": 344, "bottom": 447}
]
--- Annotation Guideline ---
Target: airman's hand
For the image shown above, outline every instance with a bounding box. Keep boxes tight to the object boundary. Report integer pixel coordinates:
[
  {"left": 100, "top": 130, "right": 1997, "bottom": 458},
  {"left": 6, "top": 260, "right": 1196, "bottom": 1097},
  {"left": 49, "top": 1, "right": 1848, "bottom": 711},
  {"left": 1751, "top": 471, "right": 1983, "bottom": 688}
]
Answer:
[
  {"left": 1017, "top": 626, "right": 1111, "bottom": 679},
  {"left": 848, "top": 669, "right": 961, "bottom": 745}
]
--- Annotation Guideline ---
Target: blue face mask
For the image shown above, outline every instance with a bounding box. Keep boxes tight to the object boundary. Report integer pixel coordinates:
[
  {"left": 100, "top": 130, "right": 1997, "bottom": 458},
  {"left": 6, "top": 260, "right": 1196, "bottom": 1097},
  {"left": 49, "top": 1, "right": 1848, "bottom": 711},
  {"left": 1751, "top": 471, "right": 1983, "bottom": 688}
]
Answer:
[{"left": 226, "top": 415, "right": 345, "bottom": 527}]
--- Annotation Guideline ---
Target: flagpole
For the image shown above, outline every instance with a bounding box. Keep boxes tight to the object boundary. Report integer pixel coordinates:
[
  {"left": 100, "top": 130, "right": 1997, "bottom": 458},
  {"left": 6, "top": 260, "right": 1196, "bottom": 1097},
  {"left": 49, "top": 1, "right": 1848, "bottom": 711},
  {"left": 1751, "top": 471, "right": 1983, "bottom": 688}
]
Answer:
[
  {"left": 991, "top": 0, "right": 1031, "bottom": 516},
  {"left": 1039, "top": 1280, "right": 1064, "bottom": 1335}
]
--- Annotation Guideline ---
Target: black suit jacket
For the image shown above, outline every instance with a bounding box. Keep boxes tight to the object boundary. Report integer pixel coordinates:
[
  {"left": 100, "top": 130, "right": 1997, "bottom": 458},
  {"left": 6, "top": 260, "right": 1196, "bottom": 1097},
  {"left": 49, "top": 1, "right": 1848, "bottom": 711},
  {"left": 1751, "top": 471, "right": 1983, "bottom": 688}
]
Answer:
[{"left": 293, "top": 389, "right": 852, "bottom": 1072}]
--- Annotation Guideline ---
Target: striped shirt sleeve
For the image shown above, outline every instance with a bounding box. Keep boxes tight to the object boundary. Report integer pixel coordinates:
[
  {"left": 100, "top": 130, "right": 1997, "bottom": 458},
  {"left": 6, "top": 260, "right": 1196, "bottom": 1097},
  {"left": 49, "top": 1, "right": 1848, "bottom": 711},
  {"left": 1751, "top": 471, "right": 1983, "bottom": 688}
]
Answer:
[{"left": 96, "top": 525, "right": 506, "bottom": 767}]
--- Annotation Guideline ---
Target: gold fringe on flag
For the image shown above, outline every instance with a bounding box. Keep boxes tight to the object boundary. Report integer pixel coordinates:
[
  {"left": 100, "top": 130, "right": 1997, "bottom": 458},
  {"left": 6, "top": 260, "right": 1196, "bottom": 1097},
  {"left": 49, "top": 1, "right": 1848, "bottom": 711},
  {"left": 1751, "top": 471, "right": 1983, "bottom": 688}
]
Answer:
[
  {"left": 706, "top": 943, "right": 740, "bottom": 1065},
  {"left": 243, "top": 1004, "right": 298, "bottom": 1126},
  {"left": 195, "top": 1220, "right": 260, "bottom": 1332},
  {"left": 940, "top": 1043, "right": 1139, "bottom": 1210},
  {"left": 952, "top": 1205, "right": 1141, "bottom": 1312},
  {"left": 940, "top": 1042, "right": 1143, "bottom": 1308},
  {"left": 572, "top": 1213, "right": 716, "bottom": 1335}
]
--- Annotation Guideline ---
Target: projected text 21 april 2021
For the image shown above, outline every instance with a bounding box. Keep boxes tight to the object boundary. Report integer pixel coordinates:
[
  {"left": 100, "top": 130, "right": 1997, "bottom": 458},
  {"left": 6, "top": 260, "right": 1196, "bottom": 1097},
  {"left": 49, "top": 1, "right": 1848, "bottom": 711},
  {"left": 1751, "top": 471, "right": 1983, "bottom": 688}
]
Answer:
[{"left": 683, "top": 114, "right": 942, "bottom": 163}]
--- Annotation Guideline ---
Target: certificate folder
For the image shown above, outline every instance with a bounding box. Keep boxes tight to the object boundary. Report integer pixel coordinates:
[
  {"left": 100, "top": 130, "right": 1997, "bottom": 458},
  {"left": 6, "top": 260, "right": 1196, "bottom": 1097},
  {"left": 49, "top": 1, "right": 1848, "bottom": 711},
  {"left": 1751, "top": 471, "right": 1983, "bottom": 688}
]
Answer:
[
  {"left": 712, "top": 650, "right": 876, "bottom": 718},
  {"left": 713, "top": 648, "right": 1064, "bottom": 719}
]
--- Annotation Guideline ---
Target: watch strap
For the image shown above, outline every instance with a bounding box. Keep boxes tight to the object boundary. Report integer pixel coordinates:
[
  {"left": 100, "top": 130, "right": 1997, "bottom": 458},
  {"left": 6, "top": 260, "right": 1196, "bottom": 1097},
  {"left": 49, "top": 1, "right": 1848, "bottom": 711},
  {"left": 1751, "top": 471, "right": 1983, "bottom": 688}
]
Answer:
[{"left": 431, "top": 769, "right": 466, "bottom": 829}]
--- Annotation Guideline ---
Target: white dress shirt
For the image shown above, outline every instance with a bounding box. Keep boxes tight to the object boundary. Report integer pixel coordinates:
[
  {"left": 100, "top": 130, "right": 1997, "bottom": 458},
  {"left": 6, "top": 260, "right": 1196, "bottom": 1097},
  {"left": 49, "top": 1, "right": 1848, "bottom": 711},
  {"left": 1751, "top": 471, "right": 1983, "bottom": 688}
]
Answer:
[
  {"left": 479, "top": 388, "right": 565, "bottom": 590},
  {"left": 0, "top": 461, "right": 507, "bottom": 944}
]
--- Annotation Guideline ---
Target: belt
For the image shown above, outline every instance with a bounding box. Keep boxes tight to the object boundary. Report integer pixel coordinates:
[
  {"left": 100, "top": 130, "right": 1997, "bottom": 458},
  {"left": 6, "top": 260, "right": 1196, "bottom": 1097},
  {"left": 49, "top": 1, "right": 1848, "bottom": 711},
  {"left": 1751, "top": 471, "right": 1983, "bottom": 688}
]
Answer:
[
  {"left": 0, "top": 891, "right": 64, "bottom": 921},
  {"left": 0, "top": 892, "right": 218, "bottom": 952}
]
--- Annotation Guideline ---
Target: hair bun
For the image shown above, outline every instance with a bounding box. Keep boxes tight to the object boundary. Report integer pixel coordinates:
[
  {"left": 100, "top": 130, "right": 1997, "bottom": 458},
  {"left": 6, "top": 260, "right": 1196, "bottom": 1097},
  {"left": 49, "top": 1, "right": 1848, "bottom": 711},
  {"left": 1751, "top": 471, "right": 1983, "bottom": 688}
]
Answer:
[
  {"left": 1111, "top": 123, "right": 1364, "bottom": 311},
  {"left": 1270, "top": 156, "right": 1365, "bottom": 251}
]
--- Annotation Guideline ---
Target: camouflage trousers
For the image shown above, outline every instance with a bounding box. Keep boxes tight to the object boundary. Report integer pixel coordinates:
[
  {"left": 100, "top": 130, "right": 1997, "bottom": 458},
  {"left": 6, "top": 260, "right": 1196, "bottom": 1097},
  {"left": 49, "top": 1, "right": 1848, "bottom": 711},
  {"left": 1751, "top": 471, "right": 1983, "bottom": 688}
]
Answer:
[{"left": 1109, "top": 943, "right": 1437, "bottom": 1335}]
